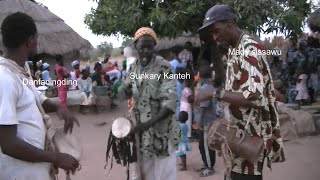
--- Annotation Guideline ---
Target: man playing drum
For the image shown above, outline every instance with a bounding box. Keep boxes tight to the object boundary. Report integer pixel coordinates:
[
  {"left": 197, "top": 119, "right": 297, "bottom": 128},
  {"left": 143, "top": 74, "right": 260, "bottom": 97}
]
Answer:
[
  {"left": 196, "top": 5, "right": 285, "bottom": 180},
  {"left": 0, "top": 12, "right": 80, "bottom": 180},
  {"left": 120, "top": 27, "right": 180, "bottom": 180}
]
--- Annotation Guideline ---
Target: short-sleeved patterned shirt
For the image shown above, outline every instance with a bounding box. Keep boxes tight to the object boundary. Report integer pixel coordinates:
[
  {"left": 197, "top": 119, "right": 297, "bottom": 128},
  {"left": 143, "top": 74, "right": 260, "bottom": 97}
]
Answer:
[
  {"left": 123, "top": 56, "right": 181, "bottom": 158},
  {"left": 225, "top": 34, "right": 285, "bottom": 175}
]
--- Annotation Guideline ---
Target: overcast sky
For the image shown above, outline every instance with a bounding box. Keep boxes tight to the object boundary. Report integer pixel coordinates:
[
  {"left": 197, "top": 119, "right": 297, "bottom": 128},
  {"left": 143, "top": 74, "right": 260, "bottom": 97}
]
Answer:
[{"left": 38, "top": 0, "right": 315, "bottom": 48}]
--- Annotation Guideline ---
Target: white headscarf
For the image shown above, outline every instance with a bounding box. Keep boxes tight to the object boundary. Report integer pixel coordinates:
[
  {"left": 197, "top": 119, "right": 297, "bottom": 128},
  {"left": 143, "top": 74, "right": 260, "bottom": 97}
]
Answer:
[
  {"left": 71, "top": 60, "right": 80, "bottom": 68},
  {"left": 42, "top": 62, "right": 50, "bottom": 70},
  {"left": 123, "top": 46, "right": 138, "bottom": 72}
]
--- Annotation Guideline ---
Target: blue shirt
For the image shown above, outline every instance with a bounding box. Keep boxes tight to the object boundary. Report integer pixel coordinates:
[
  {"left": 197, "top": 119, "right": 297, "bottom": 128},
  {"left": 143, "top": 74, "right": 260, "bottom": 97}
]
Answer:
[
  {"left": 170, "top": 59, "right": 185, "bottom": 73},
  {"left": 41, "top": 70, "right": 50, "bottom": 81},
  {"left": 198, "top": 81, "right": 217, "bottom": 126},
  {"left": 179, "top": 123, "right": 188, "bottom": 143}
]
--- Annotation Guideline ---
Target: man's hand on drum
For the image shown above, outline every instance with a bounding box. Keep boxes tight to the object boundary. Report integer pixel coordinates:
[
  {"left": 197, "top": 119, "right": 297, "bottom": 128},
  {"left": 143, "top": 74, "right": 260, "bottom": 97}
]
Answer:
[
  {"left": 132, "top": 122, "right": 150, "bottom": 134},
  {"left": 118, "top": 84, "right": 132, "bottom": 102}
]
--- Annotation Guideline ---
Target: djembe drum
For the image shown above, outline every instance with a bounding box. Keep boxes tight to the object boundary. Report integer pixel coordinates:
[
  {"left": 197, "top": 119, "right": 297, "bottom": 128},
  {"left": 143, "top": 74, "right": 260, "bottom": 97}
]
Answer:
[
  {"left": 106, "top": 117, "right": 136, "bottom": 180},
  {"left": 208, "top": 106, "right": 264, "bottom": 164},
  {"left": 52, "top": 127, "right": 82, "bottom": 180},
  {"left": 207, "top": 117, "right": 264, "bottom": 164}
]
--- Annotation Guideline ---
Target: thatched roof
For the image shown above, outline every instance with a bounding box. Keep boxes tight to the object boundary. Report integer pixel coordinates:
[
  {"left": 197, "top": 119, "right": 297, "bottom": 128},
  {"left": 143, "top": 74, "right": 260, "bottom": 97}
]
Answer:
[
  {"left": 155, "top": 35, "right": 201, "bottom": 51},
  {"left": 307, "top": 9, "right": 320, "bottom": 33},
  {"left": 0, "top": 0, "right": 93, "bottom": 57}
]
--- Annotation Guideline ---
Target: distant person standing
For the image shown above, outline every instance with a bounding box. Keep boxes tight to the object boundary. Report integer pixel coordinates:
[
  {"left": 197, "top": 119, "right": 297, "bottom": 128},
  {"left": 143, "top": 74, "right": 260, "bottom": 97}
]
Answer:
[
  {"left": 54, "top": 54, "right": 69, "bottom": 106},
  {"left": 91, "top": 62, "right": 103, "bottom": 86},
  {"left": 169, "top": 49, "right": 184, "bottom": 73},
  {"left": 179, "top": 41, "right": 194, "bottom": 73},
  {"left": 193, "top": 63, "right": 216, "bottom": 177},
  {"left": 69, "top": 60, "right": 81, "bottom": 90},
  {"left": 41, "top": 62, "right": 51, "bottom": 81},
  {"left": 295, "top": 67, "right": 309, "bottom": 105}
]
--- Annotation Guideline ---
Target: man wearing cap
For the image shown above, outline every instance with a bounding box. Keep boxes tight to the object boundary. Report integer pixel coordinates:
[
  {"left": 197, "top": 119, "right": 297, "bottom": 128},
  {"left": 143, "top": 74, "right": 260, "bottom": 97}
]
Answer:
[
  {"left": 120, "top": 27, "right": 180, "bottom": 180},
  {"left": 197, "top": 4, "right": 285, "bottom": 180}
]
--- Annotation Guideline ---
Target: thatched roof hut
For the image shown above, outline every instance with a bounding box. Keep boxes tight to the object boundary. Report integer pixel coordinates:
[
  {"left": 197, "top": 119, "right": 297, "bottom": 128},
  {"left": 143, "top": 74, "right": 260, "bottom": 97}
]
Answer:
[
  {"left": 0, "top": 0, "right": 93, "bottom": 58},
  {"left": 307, "top": 9, "right": 320, "bottom": 33}
]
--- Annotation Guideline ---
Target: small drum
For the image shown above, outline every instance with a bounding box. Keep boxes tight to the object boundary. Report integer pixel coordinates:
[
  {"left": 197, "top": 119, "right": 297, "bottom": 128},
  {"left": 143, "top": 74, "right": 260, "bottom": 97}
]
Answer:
[
  {"left": 112, "top": 117, "right": 132, "bottom": 138},
  {"left": 106, "top": 117, "right": 136, "bottom": 179},
  {"left": 53, "top": 127, "right": 83, "bottom": 161}
]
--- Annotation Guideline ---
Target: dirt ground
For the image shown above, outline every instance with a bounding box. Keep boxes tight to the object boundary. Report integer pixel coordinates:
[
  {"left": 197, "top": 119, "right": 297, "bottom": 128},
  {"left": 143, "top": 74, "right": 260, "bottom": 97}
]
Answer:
[{"left": 51, "top": 101, "right": 320, "bottom": 180}]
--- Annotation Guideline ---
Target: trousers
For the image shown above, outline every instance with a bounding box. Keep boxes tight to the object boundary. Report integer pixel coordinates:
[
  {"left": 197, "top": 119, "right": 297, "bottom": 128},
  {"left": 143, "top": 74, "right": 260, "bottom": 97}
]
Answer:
[{"left": 199, "top": 130, "right": 215, "bottom": 168}]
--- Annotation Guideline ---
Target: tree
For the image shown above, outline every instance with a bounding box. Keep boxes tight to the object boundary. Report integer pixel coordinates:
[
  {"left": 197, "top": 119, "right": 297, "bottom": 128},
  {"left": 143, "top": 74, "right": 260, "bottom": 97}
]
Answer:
[
  {"left": 85, "top": 0, "right": 312, "bottom": 39},
  {"left": 89, "top": 41, "right": 113, "bottom": 61},
  {"left": 121, "top": 37, "right": 133, "bottom": 48},
  {"left": 97, "top": 41, "right": 113, "bottom": 56}
]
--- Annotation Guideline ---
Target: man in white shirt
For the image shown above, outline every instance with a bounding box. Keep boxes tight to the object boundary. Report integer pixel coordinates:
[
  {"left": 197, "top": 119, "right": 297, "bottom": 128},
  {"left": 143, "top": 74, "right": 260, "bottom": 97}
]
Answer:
[{"left": 0, "top": 12, "right": 80, "bottom": 180}]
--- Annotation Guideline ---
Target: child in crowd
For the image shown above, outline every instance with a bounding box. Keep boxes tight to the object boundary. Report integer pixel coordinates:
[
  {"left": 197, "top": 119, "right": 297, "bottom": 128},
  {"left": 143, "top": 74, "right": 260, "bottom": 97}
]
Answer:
[
  {"left": 295, "top": 67, "right": 309, "bottom": 105},
  {"left": 176, "top": 111, "right": 192, "bottom": 171},
  {"left": 180, "top": 76, "right": 194, "bottom": 138},
  {"left": 194, "top": 62, "right": 216, "bottom": 177}
]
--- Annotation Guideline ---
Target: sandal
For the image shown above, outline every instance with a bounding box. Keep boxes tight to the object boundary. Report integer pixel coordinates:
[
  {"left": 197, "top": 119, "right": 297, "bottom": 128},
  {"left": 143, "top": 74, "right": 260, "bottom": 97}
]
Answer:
[{"left": 199, "top": 168, "right": 214, "bottom": 177}]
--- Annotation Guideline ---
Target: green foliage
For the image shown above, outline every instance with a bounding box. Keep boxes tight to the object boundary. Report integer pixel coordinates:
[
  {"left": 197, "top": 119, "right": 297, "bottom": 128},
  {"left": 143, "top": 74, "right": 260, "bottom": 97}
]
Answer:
[
  {"left": 85, "top": 0, "right": 312, "bottom": 39},
  {"left": 111, "top": 48, "right": 122, "bottom": 56},
  {"left": 121, "top": 37, "right": 133, "bottom": 48},
  {"left": 89, "top": 41, "right": 113, "bottom": 61}
]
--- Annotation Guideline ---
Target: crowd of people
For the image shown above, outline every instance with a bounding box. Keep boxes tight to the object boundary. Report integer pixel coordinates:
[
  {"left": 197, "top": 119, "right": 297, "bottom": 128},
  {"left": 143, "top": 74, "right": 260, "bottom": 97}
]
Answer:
[
  {"left": 25, "top": 53, "right": 127, "bottom": 113},
  {"left": 6, "top": 3, "right": 320, "bottom": 180},
  {"left": 270, "top": 37, "right": 320, "bottom": 105}
]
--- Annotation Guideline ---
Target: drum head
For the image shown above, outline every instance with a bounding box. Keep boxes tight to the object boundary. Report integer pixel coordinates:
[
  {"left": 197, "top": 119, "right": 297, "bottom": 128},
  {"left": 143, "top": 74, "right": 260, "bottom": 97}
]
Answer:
[{"left": 112, "top": 117, "right": 131, "bottom": 138}]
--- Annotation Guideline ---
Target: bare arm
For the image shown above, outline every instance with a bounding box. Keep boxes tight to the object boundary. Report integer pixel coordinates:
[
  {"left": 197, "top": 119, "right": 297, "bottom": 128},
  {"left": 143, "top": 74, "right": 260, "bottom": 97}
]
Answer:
[
  {"left": 0, "top": 125, "right": 79, "bottom": 172},
  {"left": 133, "top": 108, "right": 173, "bottom": 133},
  {"left": 0, "top": 125, "right": 56, "bottom": 163},
  {"left": 42, "top": 99, "right": 80, "bottom": 133},
  {"left": 42, "top": 99, "right": 58, "bottom": 113},
  {"left": 197, "top": 90, "right": 258, "bottom": 109}
]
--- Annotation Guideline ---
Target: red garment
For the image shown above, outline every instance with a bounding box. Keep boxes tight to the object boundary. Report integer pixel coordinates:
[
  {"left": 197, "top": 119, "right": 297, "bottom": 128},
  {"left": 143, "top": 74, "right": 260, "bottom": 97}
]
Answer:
[
  {"left": 55, "top": 64, "right": 69, "bottom": 106},
  {"left": 101, "top": 62, "right": 116, "bottom": 75}
]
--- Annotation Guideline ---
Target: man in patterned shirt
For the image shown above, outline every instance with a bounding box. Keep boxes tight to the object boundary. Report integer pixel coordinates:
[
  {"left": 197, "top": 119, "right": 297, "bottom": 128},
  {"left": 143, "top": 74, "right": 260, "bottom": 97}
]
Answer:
[
  {"left": 197, "top": 4, "right": 285, "bottom": 180},
  {"left": 120, "top": 27, "right": 180, "bottom": 180}
]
